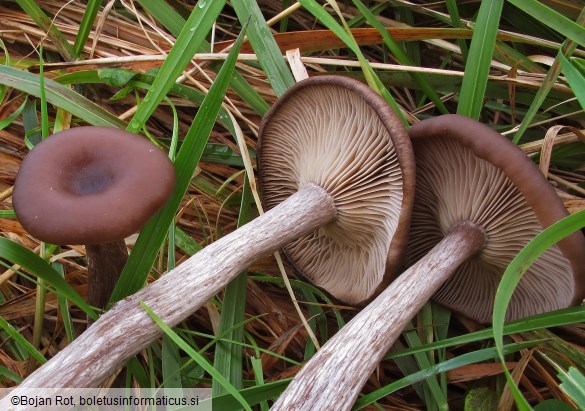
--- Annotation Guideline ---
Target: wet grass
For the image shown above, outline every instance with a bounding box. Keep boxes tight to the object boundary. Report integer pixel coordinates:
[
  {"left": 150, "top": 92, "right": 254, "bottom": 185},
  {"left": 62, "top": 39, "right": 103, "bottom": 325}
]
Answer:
[{"left": 0, "top": 1, "right": 584, "bottom": 409}]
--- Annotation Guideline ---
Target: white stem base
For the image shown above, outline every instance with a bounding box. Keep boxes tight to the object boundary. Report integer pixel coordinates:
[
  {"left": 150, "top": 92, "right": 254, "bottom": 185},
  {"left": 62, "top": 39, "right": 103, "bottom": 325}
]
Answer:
[{"left": 271, "top": 222, "right": 485, "bottom": 411}]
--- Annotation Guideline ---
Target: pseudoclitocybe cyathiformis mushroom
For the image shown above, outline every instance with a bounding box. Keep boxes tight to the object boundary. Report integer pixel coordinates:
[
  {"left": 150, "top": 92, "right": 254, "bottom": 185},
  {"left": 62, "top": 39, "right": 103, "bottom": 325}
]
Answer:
[
  {"left": 1, "top": 75, "right": 414, "bottom": 392},
  {"left": 258, "top": 75, "right": 415, "bottom": 304},
  {"left": 271, "top": 114, "right": 585, "bottom": 411},
  {"left": 13, "top": 127, "right": 176, "bottom": 312},
  {"left": 407, "top": 115, "right": 585, "bottom": 322}
]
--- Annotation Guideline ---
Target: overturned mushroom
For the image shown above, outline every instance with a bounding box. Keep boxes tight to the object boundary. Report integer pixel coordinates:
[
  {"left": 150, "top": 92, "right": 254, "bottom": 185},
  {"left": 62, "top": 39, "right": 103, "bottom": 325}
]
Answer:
[
  {"left": 2, "top": 76, "right": 414, "bottom": 392},
  {"left": 13, "top": 127, "right": 176, "bottom": 311},
  {"left": 272, "top": 114, "right": 585, "bottom": 410},
  {"left": 258, "top": 76, "right": 414, "bottom": 304}
]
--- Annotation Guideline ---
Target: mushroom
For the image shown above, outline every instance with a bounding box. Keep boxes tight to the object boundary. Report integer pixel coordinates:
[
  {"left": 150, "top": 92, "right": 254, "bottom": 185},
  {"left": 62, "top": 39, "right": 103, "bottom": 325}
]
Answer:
[
  {"left": 271, "top": 114, "right": 585, "bottom": 410},
  {"left": 258, "top": 75, "right": 415, "bottom": 304},
  {"left": 13, "top": 126, "right": 176, "bottom": 312},
  {"left": 1, "top": 75, "right": 414, "bottom": 391}
]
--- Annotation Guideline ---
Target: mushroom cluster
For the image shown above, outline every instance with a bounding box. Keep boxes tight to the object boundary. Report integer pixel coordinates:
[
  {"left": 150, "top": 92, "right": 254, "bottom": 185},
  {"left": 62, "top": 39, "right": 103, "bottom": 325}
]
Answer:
[
  {"left": 13, "top": 127, "right": 176, "bottom": 312},
  {"left": 5, "top": 77, "right": 584, "bottom": 404},
  {"left": 3, "top": 75, "right": 414, "bottom": 391},
  {"left": 272, "top": 114, "right": 585, "bottom": 410}
]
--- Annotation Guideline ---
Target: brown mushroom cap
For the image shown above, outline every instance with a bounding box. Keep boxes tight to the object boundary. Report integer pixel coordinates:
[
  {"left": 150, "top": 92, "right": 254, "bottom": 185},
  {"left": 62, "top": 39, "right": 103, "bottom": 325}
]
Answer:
[
  {"left": 13, "top": 127, "right": 176, "bottom": 245},
  {"left": 258, "top": 76, "right": 415, "bottom": 305},
  {"left": 407, "top": 114, "right": 585, "bottom": 322}
]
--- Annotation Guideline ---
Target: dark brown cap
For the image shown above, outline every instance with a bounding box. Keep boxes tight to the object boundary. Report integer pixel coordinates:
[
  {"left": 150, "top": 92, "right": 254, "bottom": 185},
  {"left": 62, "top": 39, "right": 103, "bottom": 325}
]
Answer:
[
  {"left": 407, "top": 114, "right": 585, "bottom": 322},
  {"left": 258, "top": 76, "right": 415, "bottom": 305},
  {"left": 13, "top": 127, "right": 176, "bottom": 245}
]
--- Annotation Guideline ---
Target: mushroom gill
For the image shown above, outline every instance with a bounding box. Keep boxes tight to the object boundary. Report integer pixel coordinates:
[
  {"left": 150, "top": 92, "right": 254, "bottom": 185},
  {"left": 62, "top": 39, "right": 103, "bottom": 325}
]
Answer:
[
  {"left": 407, "top": 136, "right": 574, "bottom": 322},
  {"left": 259, "top": 83, "right": 404, "bottom": 305}
]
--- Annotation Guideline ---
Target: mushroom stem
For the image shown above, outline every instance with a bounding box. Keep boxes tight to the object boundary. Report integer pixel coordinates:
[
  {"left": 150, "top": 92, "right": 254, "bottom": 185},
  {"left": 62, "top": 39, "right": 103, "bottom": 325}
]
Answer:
[
  {"left": 86, "top": 240, "right": 129, "bottom": 312},
  {"left": 1, "top": 184, "right": 336, "bottom": 393},
  {"left": 271, "top": 221, "right": 486, "bottom": 411}
]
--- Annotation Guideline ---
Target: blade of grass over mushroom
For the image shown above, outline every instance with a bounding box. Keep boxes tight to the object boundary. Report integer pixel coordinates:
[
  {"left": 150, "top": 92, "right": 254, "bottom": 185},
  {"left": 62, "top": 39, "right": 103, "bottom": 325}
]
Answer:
[
  {"left": 384, "top": 305, "right": 585, "bottom": 361},
  {"left": 231, "top": 0, "right": 295, "bottom": 96},
  {"left": 126, "top": 0, "right": 227, "bottom": 134},
  {"left": 493, "top": 209, "right": 585, "bottom": 411},
  {"left": 0, "top": 238, "right": 97, "bottom": 319},
  {"left": 507, "top": 0, "right": 585, "bottom": 46},
  {"left": 15, "top": 0, "right": 76, "bottom": 60},
  {"left": 73, "top": 0, "right": 102, "bottom": 56},
  {"left": 456, "top": 0, "right": 504, "bottom": 119},
  {"left": 135, "top": 0, "right": 269, "bottom": 115},
  {"left": 352, "top": 0, "right": 448, "bottom": 114},
  {"left": 109, "top": 25, "right": 247, "bottom": 303},
  {"left": 213, "top": 178, "right": 252, "bottom": 397},
  {"left": 402, "top": 327, "right": 448, "bottom": 410},
  {"left": 297, "top": 0, "right": 408, "bottom": 125},
  {"left": 140, "top": 300, "right": 252, "bottom": 411},
  {"left": 0, "top": 66, "right": 125, "bottom": 127},
  {"left": 353, "top": 340, "right": 544, "bottom": 410}
]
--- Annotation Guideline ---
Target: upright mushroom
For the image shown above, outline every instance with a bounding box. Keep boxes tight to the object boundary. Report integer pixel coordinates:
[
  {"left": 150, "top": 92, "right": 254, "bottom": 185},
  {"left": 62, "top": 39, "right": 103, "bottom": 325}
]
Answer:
[
  {"left": 271, "top": 114, "right": 585, "bottom": 410},
  {"left": 1, "top": 75, "right": 414, "bottom": 392},
  {"left": 13, "top": 127, "right": 176, "bottom": 311}
]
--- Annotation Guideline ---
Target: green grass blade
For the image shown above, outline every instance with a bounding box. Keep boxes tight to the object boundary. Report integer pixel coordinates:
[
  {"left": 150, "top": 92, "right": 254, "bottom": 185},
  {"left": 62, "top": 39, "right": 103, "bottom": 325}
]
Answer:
[
  {"left": 126, "top": 0, "right": 227, "bottom": 133},
  {"left": 507, "top": 0, "right": 585, "bottom": 46},
  {"left": 0, "top": 66, "right": 125, "bottom": 127},
  {"left": 560, "top": 55, "right": 585, "bottom": 110},
  {"left": 250, "top": 356, "right": 269, "bottom": 411},
  {"left": 140, "top": 300, "right": 252, "bottom": 411},
  {"left": 212, "top": 379, "right": 292, "bottom": 411},
  {"left": 403, "top": 328, "right": 447, "bottom": 410},
  {"left": 352, "top": 0, "right": 448, "bottom": 114},
  {"left": 0, "top": 210, "right": 15, "bottom": 218},
  {"left": 558, "top": 367, "right": 585, "bottom": 407},
  {"left": 15, "top": 0, "right": 76, "bottom": 60},
  {"left": 0, "top": 315, "right": 46, "bottom": 364},
  {"left": 38, "top": 46, "right": 49, "bottom": 139},
  {"left": 231, "top": 0, "right": 295, "bottom": 97},
  {"left": 386, "top": 306, "right": 585, "bottom": 362},
  {"left": 456, "top": 0, "right": 504, "bottom": 119},
  {"left": 354, "top": 340, "right": 542, "bottom": 410},
  {"left": 297, "top": 0, "right": 408, "bottom": 125},
  {"left": 445, "top": 0, "right": 469, "bottom": 61},
  {"left": 213, "top": 178, "right": 253, "bottom": 397},
  {"left": 162, "top": 334, "right": 183, "bottom": 388},
  {"left": 54, "top": 261, "right": 74, "bottom": 343},
  {"left": 0, "top": 238, "right": 97, "bottom": 319},
  {"left": 136, "top": 0, "right": 269, "bottom": 115},
  {"left": 109, "top": 24, "right": 248, "bottom": 303},
  {"left": 136, "top": 0, "right": 184, "bottom": 35},
  {"left": 0, "top": 366, "right": 23, "bottom": 384},
  {"left": 73, "top": 0, "right": 102, "bottom": 56},
  {"left": 511, "top": 9, "right": 584, "bottom": 144},
  {"left": 493, "top": 209, "right": 585, "bottom": 410},
  {"left": 0, "top": 98, "right": 26, "bottom": 130}
]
